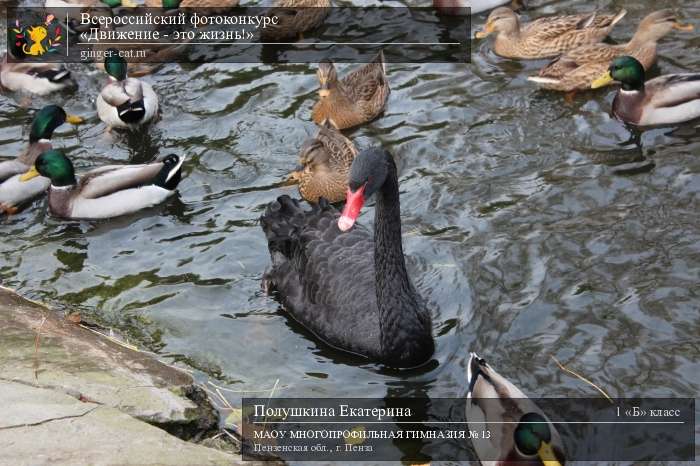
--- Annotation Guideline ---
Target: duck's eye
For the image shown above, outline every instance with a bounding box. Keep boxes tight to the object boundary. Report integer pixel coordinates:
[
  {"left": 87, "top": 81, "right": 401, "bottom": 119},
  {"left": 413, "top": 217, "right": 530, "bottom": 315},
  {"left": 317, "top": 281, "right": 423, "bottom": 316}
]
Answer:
[{"left": 514, "top": 412, "right": 551, "bottom": 456}]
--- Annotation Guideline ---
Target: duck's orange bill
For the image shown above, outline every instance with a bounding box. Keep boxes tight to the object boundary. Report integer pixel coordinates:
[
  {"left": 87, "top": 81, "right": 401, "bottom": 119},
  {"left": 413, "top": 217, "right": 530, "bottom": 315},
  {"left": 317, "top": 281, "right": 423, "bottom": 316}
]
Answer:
[{"left": 338, "top": 184, "right": 365, "bottom": 232}]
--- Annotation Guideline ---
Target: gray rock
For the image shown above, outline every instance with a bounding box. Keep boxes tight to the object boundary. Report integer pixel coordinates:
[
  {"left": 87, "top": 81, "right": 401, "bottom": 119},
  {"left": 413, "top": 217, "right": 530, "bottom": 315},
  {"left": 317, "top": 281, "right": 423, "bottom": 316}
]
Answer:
[
  {"left": 0, "top": 287, "right": 209, "bottom": 429},
  {"left": 0, "top": 286, "right": 256, "bottom": 465},
  {"left": 0, "top": 381, "right": 235, "bottom": 466}
]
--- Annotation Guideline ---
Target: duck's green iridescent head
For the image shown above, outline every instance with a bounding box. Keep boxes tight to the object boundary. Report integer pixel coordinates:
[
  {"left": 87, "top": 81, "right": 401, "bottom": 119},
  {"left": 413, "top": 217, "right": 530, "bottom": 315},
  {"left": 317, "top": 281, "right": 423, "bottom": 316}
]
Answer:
[
  {"left": 592, "top": 56, "right": 646, "bottom": 91},
  {"left": 29, "top": 105, "right": 83, "bottom": 143},
  {"left": 104, "top": 49, "right": 127, "bottom": 80},
  {"left": 162, "top": 0, "right": 182, "bottom": 8},
  {"left": 101, "top": 0, "right": 138, "bottom": 7},
  {"left": 609, "top": 56, "right": 646, "bottom": 90},
  {"left": 23, "top": 150, "right": 77, "bottom": 187},
  {"left": 514, "top": 413, "right": 561, "bottom": 466}
]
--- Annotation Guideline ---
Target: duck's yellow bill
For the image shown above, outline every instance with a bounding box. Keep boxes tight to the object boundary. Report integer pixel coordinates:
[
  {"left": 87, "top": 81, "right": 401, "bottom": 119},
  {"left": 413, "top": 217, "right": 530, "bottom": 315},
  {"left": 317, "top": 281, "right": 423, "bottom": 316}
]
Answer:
[
  {"left": 538, "top": 441, "right": 562, "bottom": 466},
  {"left": 672, "top": 22, "right": 694, "bottom": 32},
  {"left": 591, "top": 71, "right": 614, "bottom": 89},
  {"left": 19, "top": 166, "right": 40, "bottom": 182},
  {"left": 475, "top": 22, "right": 494, "bottom": 39},
  {"left": 66, "top": 114, "right": 84, "bottom": 124}
]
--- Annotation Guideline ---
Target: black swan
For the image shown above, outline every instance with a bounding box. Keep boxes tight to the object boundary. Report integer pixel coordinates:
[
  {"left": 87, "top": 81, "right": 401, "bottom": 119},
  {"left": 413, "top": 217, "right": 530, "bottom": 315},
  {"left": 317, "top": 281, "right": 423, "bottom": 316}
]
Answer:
[{"left": 261, "top": 147, "right": 434, "bottom": 368}]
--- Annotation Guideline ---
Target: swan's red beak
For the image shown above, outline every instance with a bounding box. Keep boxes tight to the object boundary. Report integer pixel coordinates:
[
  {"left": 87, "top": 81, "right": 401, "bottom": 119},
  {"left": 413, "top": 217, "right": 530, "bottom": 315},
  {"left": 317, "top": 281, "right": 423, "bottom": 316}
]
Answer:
[{"left": 338, "top": 185, "right": 365, "bottom": 232}]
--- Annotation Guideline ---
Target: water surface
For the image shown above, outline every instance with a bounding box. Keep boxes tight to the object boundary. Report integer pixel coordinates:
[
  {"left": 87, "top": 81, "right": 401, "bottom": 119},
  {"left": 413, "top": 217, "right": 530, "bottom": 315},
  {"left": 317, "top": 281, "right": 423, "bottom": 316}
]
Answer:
[{"left": 1, "top": 0, "right": 699, "bottom": 462}]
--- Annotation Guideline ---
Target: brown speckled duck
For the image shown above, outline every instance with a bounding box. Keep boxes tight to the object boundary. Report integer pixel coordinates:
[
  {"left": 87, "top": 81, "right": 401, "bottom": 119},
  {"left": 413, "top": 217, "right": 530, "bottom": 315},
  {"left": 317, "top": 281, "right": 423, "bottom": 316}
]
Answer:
[
  {"left": 476, "top": 6, "right": 627, "bottom": 59},
  {"left": 260, "top": 0, "right": 331, "bottom": 41},
  {"left": 529, "top": 9, "right": 694, "bottom": 92},
  {"left": 312, "top": 51, "right": 390, "bottom": 130},
  {"left": 290, "top": 124, "right": 357, "bottom": 203}
]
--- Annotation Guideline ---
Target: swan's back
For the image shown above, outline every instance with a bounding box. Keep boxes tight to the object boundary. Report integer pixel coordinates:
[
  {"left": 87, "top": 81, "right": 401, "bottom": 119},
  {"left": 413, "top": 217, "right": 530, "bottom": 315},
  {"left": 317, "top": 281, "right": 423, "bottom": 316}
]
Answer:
[{"left": 261, "top": 195, "right": 382, "bottom": 359}]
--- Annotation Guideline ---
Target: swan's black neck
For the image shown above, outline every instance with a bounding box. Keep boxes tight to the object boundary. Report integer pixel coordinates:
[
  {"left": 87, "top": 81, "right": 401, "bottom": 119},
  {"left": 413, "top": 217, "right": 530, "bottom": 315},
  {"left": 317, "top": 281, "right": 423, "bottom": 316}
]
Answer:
[{"left": 374, "top": 154, "right": 433, "bottom": 367}]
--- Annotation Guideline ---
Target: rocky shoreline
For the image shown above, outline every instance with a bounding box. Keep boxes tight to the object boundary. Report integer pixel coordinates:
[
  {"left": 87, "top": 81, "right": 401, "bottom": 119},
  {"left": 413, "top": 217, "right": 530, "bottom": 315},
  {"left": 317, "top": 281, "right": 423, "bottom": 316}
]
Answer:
[{"left": 0, "top": 286, "right": 254, "bottom": 466}]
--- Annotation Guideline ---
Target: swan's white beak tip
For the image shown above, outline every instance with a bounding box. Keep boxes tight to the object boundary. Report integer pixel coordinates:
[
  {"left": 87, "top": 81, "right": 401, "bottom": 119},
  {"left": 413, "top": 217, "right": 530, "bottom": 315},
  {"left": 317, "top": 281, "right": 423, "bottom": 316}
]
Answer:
[{"left": 338, "top": 215, "right": 355, "bottom": 232}]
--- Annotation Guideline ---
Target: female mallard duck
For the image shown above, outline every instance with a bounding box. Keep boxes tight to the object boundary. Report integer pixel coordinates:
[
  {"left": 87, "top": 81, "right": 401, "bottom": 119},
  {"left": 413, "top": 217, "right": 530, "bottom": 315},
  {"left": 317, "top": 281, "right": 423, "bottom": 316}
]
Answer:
[
  {"left": 529, "top": 9, "right": 694, "bottom": 92},
  {"left": 19, "top": 150, "right": 185, "bottom": 220},
  {"left": 0, "top": 106, "right": 82, "bottom": 214},
  {"left": 475, "top": 6, "right": 626, "bottom": 59},
  {"left": 97, "top": 50, "right": 159, "bottom": 131},
  {"left": 466, "top": 353, "right": 565, "bottom": 466},
  {"left": 0, "top": 31, "right": 74, "bottom": 96},
  {"left": 290, "top": 124, "right": 357, "bottom": 203},
  {"left": 260, "top": 0, "right": 331, "bottom": 41},
  {"left": 592, "top": 55, "right": 700, "bottom": 126},
  {"left": 311, "top": 51, "right": 390, "bottom": 130}
]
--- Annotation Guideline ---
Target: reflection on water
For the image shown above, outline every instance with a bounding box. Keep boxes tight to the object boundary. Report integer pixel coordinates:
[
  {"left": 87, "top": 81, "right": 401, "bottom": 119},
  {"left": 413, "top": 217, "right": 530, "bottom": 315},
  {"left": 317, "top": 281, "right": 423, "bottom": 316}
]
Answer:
[{"left": 1, "top": 1, "right": 699, "bottom": 463}]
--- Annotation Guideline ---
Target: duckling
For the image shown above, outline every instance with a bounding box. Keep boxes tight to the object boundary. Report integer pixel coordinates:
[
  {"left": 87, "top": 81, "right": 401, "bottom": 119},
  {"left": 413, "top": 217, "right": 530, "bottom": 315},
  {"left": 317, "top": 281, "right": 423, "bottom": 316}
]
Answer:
[
  {"left": 529, "top": 9, "right": 694, "bottom": 92},
  {"left": 475, "top": 6, "right": 627, "bottom": 59},
  {"left": 0, "top": 106, "right": 83, "bottom": 214},
  {"left": 260, "top": 0, "right": 331, "bottom": 41},
  {"left": 0, "top": 30, "right": 74, "bottom": 96},
  {"left": 466, "top": 353, "right": 565, "bottom": 466},
  {"left": 19, "top": 150, "right": 185, "bottom": 219},
  {"left": 290, "top": 123, "right": 357, "bottom": 203},
  {"left": 96, "top": 50, "right": 159, "bottom": 130},
  {"left": 312, "top": 51, "right": 390, "bottom": 130},
  {"left": 592, "top": 55, "right": 700, "bottom": 127}
]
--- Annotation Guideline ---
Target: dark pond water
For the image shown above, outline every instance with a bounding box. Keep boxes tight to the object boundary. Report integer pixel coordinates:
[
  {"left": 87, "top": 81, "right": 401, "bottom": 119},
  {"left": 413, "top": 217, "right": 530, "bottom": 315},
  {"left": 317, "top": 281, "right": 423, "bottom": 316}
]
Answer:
[{"left": 1, "top": 0, "right": 699, "bottom": 462}]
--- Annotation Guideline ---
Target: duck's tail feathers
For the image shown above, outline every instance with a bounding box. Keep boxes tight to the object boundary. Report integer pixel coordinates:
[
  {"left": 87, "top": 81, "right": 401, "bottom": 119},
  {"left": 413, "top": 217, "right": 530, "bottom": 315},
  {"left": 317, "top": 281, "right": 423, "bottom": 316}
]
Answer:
[
  {"left": 528, "top": 76, "right": 560, "bottom": 85},
  {"left": 610, "top": 9, "right": 627, "bottom": 27},
  {"left": 580, "top": 11, "right": 597, "bottom": 29},
  {"left": 117, "top": 99, "right": 146, "bottom": 124},
  {"left": 37, "top": 68, "right": 71, "bottom": 83},
  {"left": 154, "top": 154, "right": 185, "bottom": 190},
  {"left": 466, "top": 352, "right": 484, "bottom": 398},
  {"left": 374, "top": 50, "right": 386, "bottom": 74}
]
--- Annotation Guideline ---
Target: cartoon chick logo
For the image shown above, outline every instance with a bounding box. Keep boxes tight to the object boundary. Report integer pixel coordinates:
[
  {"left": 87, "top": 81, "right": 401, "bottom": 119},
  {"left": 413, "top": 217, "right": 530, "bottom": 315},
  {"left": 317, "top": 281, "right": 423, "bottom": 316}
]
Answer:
[{"left": 14, "top": 15, "right": 63, "bottom": 56}]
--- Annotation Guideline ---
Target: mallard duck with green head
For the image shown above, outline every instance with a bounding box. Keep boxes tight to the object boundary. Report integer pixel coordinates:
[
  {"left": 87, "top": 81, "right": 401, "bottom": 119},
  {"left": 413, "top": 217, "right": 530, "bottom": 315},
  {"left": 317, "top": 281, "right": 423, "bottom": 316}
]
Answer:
[
  {"left": 0, "top": 30, "right": 75, "bottom": 96},
  {"left": 312, "top": 51, "right": 390, "bottom": 130},
  {"left": 97, "top": 51, "right": 159, "bottom": 131},
  {"left": 592, "top": 56, "right": 700, "bottom": 127},
  {"left": 529, "top": 9, "right": 694, "bottom": 93},
  {"left": 466, "top": 353, "right": 565, "bottom": 466},
  {"left": 20, "top": 150, "right": 185, "bottom": 219},
  {"left": 0, "top": 106, "right": 83, "bottom": 214}
]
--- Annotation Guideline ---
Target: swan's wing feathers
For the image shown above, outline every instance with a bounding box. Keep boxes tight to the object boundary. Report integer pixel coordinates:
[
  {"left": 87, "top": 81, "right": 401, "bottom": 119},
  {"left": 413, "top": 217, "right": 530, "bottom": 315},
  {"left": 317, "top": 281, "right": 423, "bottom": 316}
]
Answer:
[{"left": 261, "top": 195, "right": 381, "bottom": 356}]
